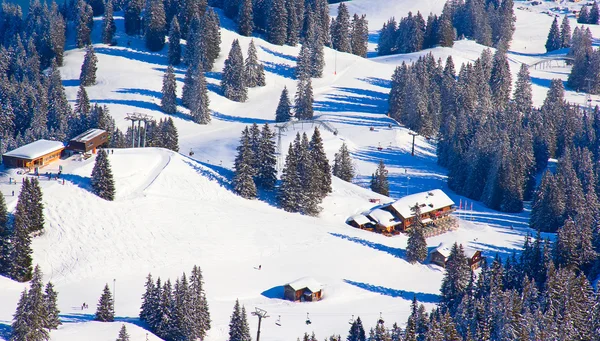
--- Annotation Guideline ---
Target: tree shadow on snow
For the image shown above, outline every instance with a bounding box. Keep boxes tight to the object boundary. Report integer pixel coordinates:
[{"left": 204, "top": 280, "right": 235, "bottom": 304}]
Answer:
[
  {"left": 182, "top": 158, "right": 234, "bottom": 191},
  {"left": 95, "top": 47, "right": 167, "bottom": 66},
  {"left": 61, "top": 173, "right": 93, "bottom": 194},
  {"left": 261, "top": 285, "right": 284, "bottom": 299},
  {"left": 60, "top": 313, "right": 150, "bottom": 330},
  {"left": 358, "top": 77, "right": 391, "bottom": 89},
  {"left": 259, "top": 46, "right": 297, "bottom": 62},
  {"left": 263, "top": 61, "right": 296, "bottom": 79},
  {"left": 0, "top": 323, "right": 11, "bottom": 340},
  {"left": 314, "top": 87, "right": 388, "bottom": 115},
  {"left": 62, "top": 79, "right": 80, "bottom": 87},
  {"left": 153, "top": 66, "right": 186, "bottom": 75},
  {"left": 343, "top": 279, "right": 440, "bottom": 304},
  {"left": 212, "top": 111, "right": 274, "bottom": 124},
  {"left": 205, "top": 72, "right": 222, "bottom": 81},
  {"left": 329, "top": 232, "right": 407, "bottom": 259}
]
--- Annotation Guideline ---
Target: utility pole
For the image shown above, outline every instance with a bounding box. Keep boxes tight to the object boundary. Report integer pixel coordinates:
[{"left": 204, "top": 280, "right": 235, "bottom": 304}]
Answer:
[
  {"left": 113, "top": 279, "right": 116, "bottom": 314},
  {"left": 251, "top": 307, "right": 269, "bottom": 341},
  {"left": 408, "top": 131, "right": 418, "bottom": 156}
]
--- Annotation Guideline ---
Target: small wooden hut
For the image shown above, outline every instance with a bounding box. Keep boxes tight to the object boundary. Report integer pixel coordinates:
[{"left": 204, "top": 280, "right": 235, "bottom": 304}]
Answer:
[
  {"left": 66, "top": 128, "right": 108, "bottom": 154},
  {"left": 284, "top": 277, "right": 323, "bottom": 302},
  {"left": 347, "top": 214, "right": 376, "bottom": 231},
  {"left": 430, "top": 243, "right": 483, "bottom": 270}
]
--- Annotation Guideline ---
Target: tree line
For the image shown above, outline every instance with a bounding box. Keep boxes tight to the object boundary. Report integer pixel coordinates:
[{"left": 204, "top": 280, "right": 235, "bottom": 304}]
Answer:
[{"left": 377, "top": 0, "right": 515, "bottom": 56}]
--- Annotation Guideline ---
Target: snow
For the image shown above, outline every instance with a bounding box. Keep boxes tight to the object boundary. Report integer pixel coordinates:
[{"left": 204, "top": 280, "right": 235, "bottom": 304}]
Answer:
[
  {"left": 367, "top": 209, "right": 399, "bottom": 228},
  {"left": 432, "top": 242, "right": 479, "bottom": 259},
  {"left": 286, "top": 277, "right": 323, "bottom": 293},
  {"left": 70, "top": 129, "right": 106, "bottom": 143},
  {"left": 348, "top": 214, "right": 372, "bottom": 226},
  {"left": 390, "top": 189, "right": 454, "bottom": 219},
  {"left": 3, "top": 140, "right": 65, "bottom": 160}
]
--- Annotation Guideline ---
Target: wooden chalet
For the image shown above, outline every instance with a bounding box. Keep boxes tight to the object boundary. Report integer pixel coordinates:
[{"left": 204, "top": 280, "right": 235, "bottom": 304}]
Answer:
[
  {"left": 384, "top": 189, "right": 455, "bottom": 231},
  {"left": 66, "top": 128, "right": 108, "bottom": 154},
  {"left": 2, "top": 140, "right": 65, "bottom": 170},
  {"left": 347, "top": 214, "right": 377, "bottom": 231},
  {"left": 367, "top": 208, "right": 402, "bottom": 233},
  {"left": 284, "top": 277, "right": 323, "bottom": 302},
  {"left": 430, "top": 243, "right": 483, "bottom": 270}
]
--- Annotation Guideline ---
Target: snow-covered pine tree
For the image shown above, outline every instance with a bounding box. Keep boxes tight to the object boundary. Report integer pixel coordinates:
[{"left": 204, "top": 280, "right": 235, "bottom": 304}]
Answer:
[
  {"left": 203, "top": 9, "right": 222, "bottom": 71},
  {"left": 172, "top": 274, "right": 194, "bottom": 340},
  {"left": 438, "top": 13, "right": 454, "bottom": 47},
  {"left": 190, "top": 265, "right": 211, "bottom": 339},
  {"left": 182, "top": 63, "right": 196, "bottom": 108},
  {"left": 249, "top": 123, "right": 261, "bottom": 169},
  {"left": 25, "top": 265, "right": 50, "bottom": 340},
  {"left": 405, "top": 204, "right": 428, "bottom": 264},
  {"left": 0, "top": 191, "right": 7, "bottom": 235},
  {"left": 95, "top": 283, "right": 115, "bottom": 322},
  {"left": 331, "top": 2, "right": 351, "bottom": 53},
  {"left": 222, "top": 39, "right": 248, "bottom": 102},
  {"left": 275, "top": 87, "right": 292, "bottom": 122},
  {"left": 294, "top": 77, "right": 313, "bottom": 120},
  {"left": 237, "top": 0, "right": 253, "bottom": 36},
  {"left": 168, "top": 17, "right": 182, "bottom": 65},
  {"left": 80, "top": 45, "right": 98, "bottom": 86},
  {"left": 245, "top": 40, "right": 266, "bottom": 87},
  {"left": 295, "top": 133, "right": 321, "bottom": 215},
  {"left": 10, "top": 182, "right": 33, "bottom": 282},
  {"left": 489, "top": 49, "right": 511, "bottom": 111},
  {"left": 332, "top": 142, "right": 354, "bottom": 182},
  {"left": 285, "top": 0, "right": 298, "bottom": 46},
  {"left": 256, "top": 124, "right": 277, "bottom": 190},
  {"left": 145, "top": 0, "right": 167, "bottom": 51},
  {"left": 224, "top": 0, "right": 240, "bottom": 19},
  {"left": 513, "top": 63, "right": 532, "bottom": 116},
  {"left": 74, "top": 84, "right": 91, "bottom": 125},
  {"left": 278, "top": 143, "right": 301, "bottom": 212},
  {"left": 267, "top": 0, "right": 287, "bottom": 45},
  {"left": 545, "top": 17, "right": 561, "bottom": 52},
  {"left": 591, "top": 1, "right": 600, "bottom": 24},
  {"left": 140, "top": 273, "right": 155, "bottom": 323},
  {"left": 189, "top": 64, "right": 211, "bottom": 124},
  {"left": 161, "top": 117, "right": 180, "bottom": 151},
  {"left": 116, "top": 324, "right": 130, "bottom": 341},
  {"left": 306, "top": 12, "right": 325, "bottom": 78},
  {"left": 233, "top": 127, "right": 257, "bottom": 199},
  {"left": 46, "top": 60, "right": 70, "bottom": 139},
  {"left": 91, "top": 149, "right": 116, "bottom": 201},
  {"left": 145, "top": 277, "right": 162, "bottom": 331},
  {"left": 44, "top": 282, "right": 61, "bottom": 330},
  {"left": 76, "top": 0, "right": 93, "bottom": 47},
  {"left": 440, "top": 243, "right": 471, "bottom": 315},
  {"left": 579, "top": 5, "right": 590, "bottom": 24},
  {"left": 370, "top": 161, "right": 389, "bottom": 196},
  {"left": 560, "top": 14, "right": 571, "bottom": 48},
  {"left": 102, "top": 0, "right": 116, "bottom": 44},
  {"left": 125, "top": 0, "right": 143, "bottom": 35},
  {"left": 29, "top": 178, "right": 44, "bottom": 234},
  {"left": 348, "top": 316, "right": 366, "bottom": 341},
  {"left": 295, "top": 42, "right": 310, "bottom": 80},
  {"left": 228, "top": 299, "right": 251, "bottom": 341},
  {"left": 309, "top": 128, "right": 331, "bottom": 199},
  {"left": 11, "top": 290, "right": 31, "bottom": 341},
  {"left": 154, "top": 279, "right": 174, "bottom": 339},
  {"left": 161, "top": 65, "right": 178, "bottom": 115},
  {"left": 350, "top": 14, "right": 368, "bottom": 57}
]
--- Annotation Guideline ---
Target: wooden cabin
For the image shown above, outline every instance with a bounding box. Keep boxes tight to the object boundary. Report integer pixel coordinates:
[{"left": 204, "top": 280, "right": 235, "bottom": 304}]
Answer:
[
  {"left": 2, "top": 140, "right": 65, "bottom": 170},
  {"left": 66, "top": 128, "right": 108, "bottom": 154},
  {"left": 367, "top": 208, "right": 402, "bottom": 233},
  {"left": 347, "top": 214, "right": 377, "bottom": 231},
  {"left": 385, "top": 190, "right": 455, "bottom": 231},
  {"left": 430, "top": 243, "right": 483, "bottom": 270},
  {"left": 284, "top": 277, "right": 323, "bottom": 302}
]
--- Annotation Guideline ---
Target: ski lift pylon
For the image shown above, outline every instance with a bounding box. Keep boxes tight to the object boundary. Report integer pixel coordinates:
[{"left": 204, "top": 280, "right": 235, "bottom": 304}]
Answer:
[
  {"left": 275, "top": 315, "right": 281, "bottom": 326},
  {"left": 348, "top": 314, "right": 354, "bottom": 325},
  {"left": 306, "top": 313, "right": 312, "bottom": 325}
]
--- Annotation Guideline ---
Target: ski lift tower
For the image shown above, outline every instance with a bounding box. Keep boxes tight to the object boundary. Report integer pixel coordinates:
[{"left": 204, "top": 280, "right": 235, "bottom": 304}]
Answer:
[
  {"left": 125, "top": 113, "right": 154, "bottom": 148},
  {"left": 251, "top": 307, "right": 269, "bottom": 341},
  {"left": 274, "top": 123, "right": 287, "bottom": 171}
]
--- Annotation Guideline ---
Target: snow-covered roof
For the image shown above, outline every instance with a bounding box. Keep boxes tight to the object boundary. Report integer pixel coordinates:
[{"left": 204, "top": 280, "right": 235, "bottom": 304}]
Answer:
[
  {"left": 3, "top": 140, "right": 65, "bottom": 160},
  {"left": 432, "top": 243, "right": 480, "bottom": 259},
  {"left": 286, "top": 277, "right": 323, "bottom": 292},
  {"left": 390, "top": 189, "right": 454, "bottom": 219},
  {"left": 368, "top": 209, "right": 401, "bottom": 227},
  {"left": 348, "top": 214, "right": 372, "bottom": 226},
  {"left": 71, "top": 128, "right": 107, "bottom": 143}
]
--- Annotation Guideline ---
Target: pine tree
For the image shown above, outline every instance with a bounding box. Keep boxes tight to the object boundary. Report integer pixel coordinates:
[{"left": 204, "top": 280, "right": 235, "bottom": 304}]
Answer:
[
  {"left": 438, "top": 13, "right": 454, "bottom": 47},
  {"left": 333, "top": 142, "right": 354, "bottom": 182},
  {"left": 348, "top": 316, "right": 366, "bottom": 341},
  {"left": 350, "top": 14, "right": 368, "bottom": 57},
  {"left": 370, "top": 161, "right": 389, "bottom": 196},
  {"left": 125, "top": 0, "right": 143, "bottom": 35},
  {"left": 545, "top": 17, "right": 561, "bottom": 52},
  {"left": 80, "top": 45, "right": 98, "bottom": 87},
  {"left": 46, "top": 60, "right": 71, "bottom": 140},
  {"left": 161, "top": 117, "right": 179, "bottom": 151},
  {"left": 285, "top": 0, "right": 298, "bottom": 46},
  {"left": 11, "top": 290, "right": 32, "bottom": 341},
  {"left": 189, "top": 64, "right": 211, "bottom": 124},
  {"left": 267, "top": 0, "right": 287, "bottom": 45},
  {"left": 332, "top": 2, "right": 351, "bottom": 52},
  {"left": 95, "top": 283, "right": 115, "bottom": 322},
  {"left": 237, "top": 0, "right": 253, "bottom": 36},
  {"left": 168, "top": 17, "right": 182, "bottom": 65},
  {"left": 222, "top": 39, "right": 248, "bottom": 102},
  {"left": 294, "top": 77, "right": 313, "bottom": 120},
  {"left": 116, "top": 324, "right": 130, "bottom": 341},
  {"left": 102, "top": 0, "right": 116, "bottom": 44},
  {"left": 161, "top": 65, "right": 178, "bottom": 115},
  {"left": 489, "top": 49, "right": 511, "bottom": 110},
  {"left": 44, "top": 282, "right": 61, "bottom": 329},
  {"left": 591, "top": 1, "right": 600, "bottom": 24},
  {"left": 0, "top": 192, "right": 7, "bottom": 235},
  {"left": 309, "top": 128, "right": 331, "bottom": 198},
  {"left": 305, "top": 12, "right": 325, "bottom": 78},
  {"left": 560, "top": 15, "right": 571, "bottom": 48},
  {"left": 256, "top": 124, "right": 277, "bottom": 190},
  {"left": 203, "top": 9, "right": 222, "bottom": 71},
  {"left": 24, "top": 266, "right": 50, "bottom": 340},
  {"left": 190, "top": 265, "right": 211, "bottom": 339},
  {"left": 440, "top": 243, "right": 471, "bottom": 314},
  {"left": 513, "top": 63, "right": 532, "bottom": 115},
  {"left": 406, "top": 205, "right": 428, "bottom": 263},
  {"left": 140, "top": 273, "right": 155, "bottom": 323},
  {"left": 145, "top": 0, "right": 167, "bottom": 51},
  {"left": 580, "top": 5, "right": 590, "bottom": 24},
  {"left": 10, "top": 186, "right": 33, "bottom": 282},
  {"left": 91, "top": 149, "right": 116, "bottom": 201},
  {"left": 296, "top": 42, "right": 310, "bottom": 80},
  {"left": 75, "top": 84, "right": 91, "bottom": 122},
  {"left": 76, "top": 0, "right": 93, "bottom": 47},
  {"left": 275, "top": 86, "right": 292, "bottom": 122},
  {"left": 228, "top": 299, "right": 251, "bottom": 341},
  {"left": 278, "top": 143, "right": 302, "bottom": 212},
  {"left": 245, "top": 41, "right": 265, "bottom": 88},
  {"left": 233, "top": 127, "right": 257, "bottom": 199}
]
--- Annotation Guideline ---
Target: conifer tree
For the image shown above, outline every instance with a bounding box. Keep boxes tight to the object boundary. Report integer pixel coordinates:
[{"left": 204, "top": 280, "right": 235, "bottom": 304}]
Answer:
[
  {"left": 295, "top": 43, "right": 310, "bottom": 80},
  {"left": 350, "top": 14, "right": 369, "bottom": 57},
  {"left": 332, "top": 3, "right": 351, "bottom": 52},
  {"left": 560, "top": 14, "right": 571, "bottom": 48},
  {"left": 25, "top": 266, "right": 51, "bottom": 340},
  {"left": 42, "top": 281, "right": 60, "bottom": 330},
  {"left": 245, "top": 40, "right": 266, "bottom": 87},
  {"left": 348, "top": 316, "right": 366, "bottom": 341},
  {"left": 545, "top": 17, "right": 561, "bottom": 52},
  {"left": 438, "top": 13, "right": 454, "bottom": 47},
  {"left": 310, "top": 128, "right": 331, "bottom": 198},
  {"left": 76, "top": 0, "right": 93, "bottom": 47},
  {"left": 75, "top": 84, "right": 91, "bottom": 120},
  {"left": 228, "top": 299, "right": 251, "bottom": 341},
  {"left": 116, "top": 324, "right": 130, "bottom": 341},
  {"left": 440, "top": 243, "right": 471, "bottom": 314},
  {"left": 168, "top": 17, "right": 182, "bottom": 65},
  {"left": 370, "top": 161, "right": 389, "bottom": 196},
  {"left": 278, "top": 143, "right": 301, "bottom": 212},
  {"left": 161, "top": 117, "right": 179, "bottom": 151},
  {"left": 80, "top": 45, "right": 98, "bottom": 86},
  {"left": 406, "top": 205, "right": 428, "bottom": 263},
  {"left": 203, "top": 9, "right": 222, "bottom": 71},
  {"left": 91, "top": 149, "right": 116, "bottom": 201},
  {"left": 11, "top": 290, "right": 31, "bottom": 340},
  {"left": 95, "top": 283, "right": 115, "bottom": 322},
  {"left": 237, "top": 0, "right": 253, "bottom": 36},
  {"left": 285, "top": 0, "right": 299, "bottom": 46},
  {"left": 275, "top": 86, "right": 292, "bottom": 122},
  {"left": 10, "top": 185, "right": 33, "bottom": 282},
  {"left": 102, "top": 0, "right": 116, "bottom": 44},
  {"left": 513, "top": 63, "right": 532, "bottom": 115},
  {"left": 0, "top": 192, "right": 7, "bottom": 235},
  {"left": 161, "top": 65, "right": 178, "bottom": 115},
  {"left": 579, "top": 5, "right": 590, "bottom": 24},
  {"left": 47, "top": 60, "right": 71, "bottom": 140},
  {"left": 267, "top": 0, "right": 287, "bottom": 45},
  {"left": 145, "top": 0, "right": 167, "bottom": 51},
  {"left": 256, "top": 124, "right": 277, "bottom": 190},
  {"left": 591, "top": 1, "right": 600, "bottom": 24},
  {"left": 140, "top": 273, "right": 155, "bottom": 323},
  {"left": 124, "top": 0, "right": 143, "bottom": 35},
  {"left": 294, "top": 77, "right": 313, "bottom": 120},
  {"left": 489, "top": 49, "right": 511, "bottom": 111},
  {"left": 222, "top": 39, "right": 248, "bottom": 102},
  {"left": 189, "top": 64, "right": 211, "bottom": 124},
  {"left": 305, "top": 12, "right": 325, "bottom": 78},
  {"left": 332, "top": 142, "right": 354, "bottom": 182},
  {"left": 233, "top": 127, "right": 257, "bottom": 199},
  {"left": 190, "top": 265, "right": 211, "bottom": 339}
]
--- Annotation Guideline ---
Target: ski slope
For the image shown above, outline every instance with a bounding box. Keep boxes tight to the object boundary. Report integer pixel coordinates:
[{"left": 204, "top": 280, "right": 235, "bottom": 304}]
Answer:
[{"left": 0, "top": 0, "right": 585, "bottom": 339}]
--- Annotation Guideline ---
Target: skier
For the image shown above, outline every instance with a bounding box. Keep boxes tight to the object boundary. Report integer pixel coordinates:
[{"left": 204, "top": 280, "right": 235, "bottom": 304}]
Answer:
[{"left": 258, "top": 265, "right": 261, "bottom": 270}]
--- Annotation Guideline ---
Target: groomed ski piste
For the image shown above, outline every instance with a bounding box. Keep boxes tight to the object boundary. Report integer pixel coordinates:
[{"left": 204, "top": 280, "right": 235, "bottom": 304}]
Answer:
[{"left": 0, "top": 0, "right": 592, "bottom": 339}]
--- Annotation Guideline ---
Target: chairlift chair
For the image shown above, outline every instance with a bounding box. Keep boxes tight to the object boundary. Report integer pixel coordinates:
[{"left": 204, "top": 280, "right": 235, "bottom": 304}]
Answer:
[
  {"left": 275, "top": 315, "right": 281, "bottom": 326},
  {"left": 378, "top": 312, "right": 384, "bottom": 325},
  {"left": 377, "top": 143, "right": 382, "bottom": 151},
  {"left": 306, "top": 313, "right": 312, "bottom": 325}
]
